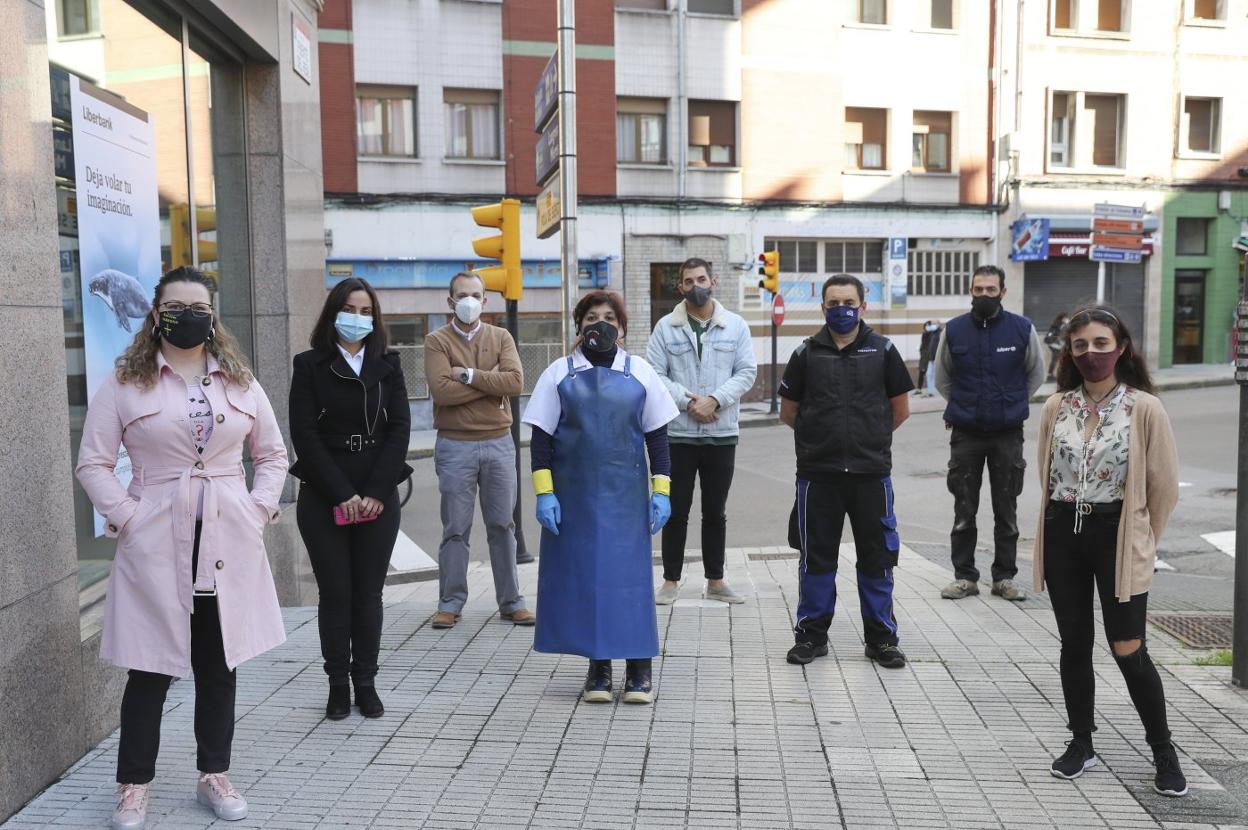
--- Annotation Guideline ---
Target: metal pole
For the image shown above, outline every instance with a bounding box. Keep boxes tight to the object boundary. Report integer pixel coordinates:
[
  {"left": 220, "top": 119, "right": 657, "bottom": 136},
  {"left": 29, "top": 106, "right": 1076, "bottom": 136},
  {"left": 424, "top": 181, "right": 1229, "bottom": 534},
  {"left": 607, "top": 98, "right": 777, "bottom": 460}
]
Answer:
[
  {"left": 1232, "top": 254, "right": 1248, "bottom": 687},
  {"left": 1096, "top": 260, "right": 1106, "bottom": 304},
  {"left": 557, "top": 0, "right": 578, "bottom": 353},
  {"left": 507, "top": 299, "right": 532, "bottom": 564},
  {"left": 768, "top": 316, "right": 777, "bottom": 415}
]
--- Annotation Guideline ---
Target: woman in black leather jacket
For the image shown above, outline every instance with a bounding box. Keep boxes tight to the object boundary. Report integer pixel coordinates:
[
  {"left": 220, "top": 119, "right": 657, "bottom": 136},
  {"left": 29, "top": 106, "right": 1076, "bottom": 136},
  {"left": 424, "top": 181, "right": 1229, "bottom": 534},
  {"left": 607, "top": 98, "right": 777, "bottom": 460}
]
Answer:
[{"left": 289, "top": 277, "right": 412, "bottom": 720}]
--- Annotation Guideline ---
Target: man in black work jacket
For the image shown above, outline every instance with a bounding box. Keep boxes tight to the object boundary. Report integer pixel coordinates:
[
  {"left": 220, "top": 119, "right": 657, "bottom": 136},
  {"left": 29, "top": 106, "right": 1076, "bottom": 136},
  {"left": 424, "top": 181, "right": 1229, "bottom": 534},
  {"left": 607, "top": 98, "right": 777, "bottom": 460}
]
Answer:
[{"left": 779, "top": 274, "right": 913, "bottom": 669}]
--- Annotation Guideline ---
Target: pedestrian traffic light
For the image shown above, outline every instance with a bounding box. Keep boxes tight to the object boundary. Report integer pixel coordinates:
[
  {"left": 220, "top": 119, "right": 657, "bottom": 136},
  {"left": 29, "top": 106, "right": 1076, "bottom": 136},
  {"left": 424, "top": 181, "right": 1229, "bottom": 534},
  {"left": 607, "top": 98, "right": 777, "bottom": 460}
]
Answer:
[
  {"left": 758, "top": 250, "right": 780, "bottom": 295},
  {"left": 471, "top": 198, "right": 523, "bottom": 301},
  {"left": 169, "top": 203, "right": 217, "bottom": 270}
]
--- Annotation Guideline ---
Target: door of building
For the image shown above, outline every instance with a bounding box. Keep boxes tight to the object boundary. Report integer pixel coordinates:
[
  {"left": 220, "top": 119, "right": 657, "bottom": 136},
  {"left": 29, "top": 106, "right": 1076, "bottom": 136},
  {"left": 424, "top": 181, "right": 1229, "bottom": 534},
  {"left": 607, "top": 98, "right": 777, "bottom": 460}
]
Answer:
[
  {"left": 650, "top": 262, "right": 687, "bottom": 330},
  {"left": 1173, "top": 270, "right": 1206, "bottom": 364}
]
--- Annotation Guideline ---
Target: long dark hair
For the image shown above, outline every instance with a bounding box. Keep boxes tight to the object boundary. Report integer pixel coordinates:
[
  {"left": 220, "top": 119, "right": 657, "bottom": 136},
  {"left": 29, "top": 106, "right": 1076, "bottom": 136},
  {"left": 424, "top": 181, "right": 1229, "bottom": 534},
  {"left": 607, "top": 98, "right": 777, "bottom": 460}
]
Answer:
[
  {"left": 310, "top": 277, "right": 390, "bottom": 354},
  {"left": 116, "top": 266, "right": 253, "bottom": 389},
  {"left": 1054, "top": 304, "right": 1154, "bottom": 395}
]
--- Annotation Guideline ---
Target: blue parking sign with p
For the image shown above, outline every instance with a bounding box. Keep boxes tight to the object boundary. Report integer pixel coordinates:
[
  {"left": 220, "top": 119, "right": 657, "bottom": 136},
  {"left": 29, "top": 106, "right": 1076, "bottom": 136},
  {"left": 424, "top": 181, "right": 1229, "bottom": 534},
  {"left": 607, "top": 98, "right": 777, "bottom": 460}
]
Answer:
[{"left": 889, "top": 238, "right": 906, "bottom": 259}]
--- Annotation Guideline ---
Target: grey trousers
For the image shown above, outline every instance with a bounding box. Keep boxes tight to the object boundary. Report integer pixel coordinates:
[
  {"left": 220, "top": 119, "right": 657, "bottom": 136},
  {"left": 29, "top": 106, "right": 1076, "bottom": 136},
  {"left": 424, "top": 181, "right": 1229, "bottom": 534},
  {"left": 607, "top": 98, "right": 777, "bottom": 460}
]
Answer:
[{"left": 434, "top": 434, "right": 526, "bottom": 615}]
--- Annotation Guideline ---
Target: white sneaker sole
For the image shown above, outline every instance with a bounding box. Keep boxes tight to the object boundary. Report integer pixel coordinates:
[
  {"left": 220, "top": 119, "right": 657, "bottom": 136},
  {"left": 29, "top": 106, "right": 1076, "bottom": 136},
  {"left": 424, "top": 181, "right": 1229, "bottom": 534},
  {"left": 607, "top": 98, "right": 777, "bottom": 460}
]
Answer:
[
  {"left": 655, "top": 595, "right": 676, "bottom": 606},
  {"left": 582, "top": 689, "right": 612, "bottom": 703},
  {"left": 705, "top": 592, "right": 746, "bottom": 605},
  {"left": 1153, "top": 783, "right": 1189, "bottom": 797},
  {"left": 622, "top": 691, "right": 653, "bottom": 705},
  {"left": 1050, "top": 755, "right": 1099, "bottom": 780},
  {"left": 196, "top": 792, "right": 248, "bottom": 821}
]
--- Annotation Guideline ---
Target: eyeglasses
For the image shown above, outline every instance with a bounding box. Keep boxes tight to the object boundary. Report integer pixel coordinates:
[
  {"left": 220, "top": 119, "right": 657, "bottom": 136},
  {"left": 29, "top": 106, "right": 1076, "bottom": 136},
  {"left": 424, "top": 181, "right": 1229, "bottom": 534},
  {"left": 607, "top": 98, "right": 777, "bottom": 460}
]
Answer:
[{"left": 159, "top": 302, "right": 213, "bottom": 317}]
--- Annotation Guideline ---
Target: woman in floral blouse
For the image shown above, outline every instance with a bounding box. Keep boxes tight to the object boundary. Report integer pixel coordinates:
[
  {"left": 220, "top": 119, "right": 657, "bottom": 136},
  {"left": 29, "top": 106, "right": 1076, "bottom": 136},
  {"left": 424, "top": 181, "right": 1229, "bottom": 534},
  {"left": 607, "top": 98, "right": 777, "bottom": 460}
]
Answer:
[{"left": 1032, "top": 305, "right": 1185, "bottom": 797}]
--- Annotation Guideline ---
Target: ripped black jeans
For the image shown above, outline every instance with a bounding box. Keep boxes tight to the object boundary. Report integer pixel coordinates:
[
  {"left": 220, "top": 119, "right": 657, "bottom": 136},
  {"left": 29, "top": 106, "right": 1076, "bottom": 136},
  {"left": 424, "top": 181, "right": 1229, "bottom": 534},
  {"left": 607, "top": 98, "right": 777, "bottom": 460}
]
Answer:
[{"left": 1044, "top": 501, "right": 1171, "bottom": 746}]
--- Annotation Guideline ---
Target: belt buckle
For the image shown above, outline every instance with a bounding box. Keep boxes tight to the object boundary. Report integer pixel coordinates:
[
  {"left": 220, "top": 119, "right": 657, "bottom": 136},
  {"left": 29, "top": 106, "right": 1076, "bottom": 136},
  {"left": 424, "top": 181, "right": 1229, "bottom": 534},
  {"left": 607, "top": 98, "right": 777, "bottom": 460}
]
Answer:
[
  {"left": 1076, "top": 502, "right": 1093, "bottom": 516},
  {"left": 349, "top": 434, "right": 363, "bottom": 452}
]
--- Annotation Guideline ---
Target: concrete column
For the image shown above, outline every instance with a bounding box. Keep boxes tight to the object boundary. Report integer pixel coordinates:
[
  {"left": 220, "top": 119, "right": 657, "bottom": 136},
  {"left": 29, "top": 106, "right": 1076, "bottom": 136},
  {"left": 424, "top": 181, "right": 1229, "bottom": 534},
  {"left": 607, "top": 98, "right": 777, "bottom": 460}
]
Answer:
[{"left": 0, "top": 0, "right": 87, "bottom": 818}]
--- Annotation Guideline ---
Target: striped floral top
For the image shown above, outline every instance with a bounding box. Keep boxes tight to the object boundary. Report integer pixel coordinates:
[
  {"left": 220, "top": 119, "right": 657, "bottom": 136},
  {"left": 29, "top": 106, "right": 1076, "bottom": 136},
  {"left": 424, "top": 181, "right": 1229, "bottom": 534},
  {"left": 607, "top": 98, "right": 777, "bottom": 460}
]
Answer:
[{"left": 1047, "top": 384, "right": 1136, "bottom": 504}]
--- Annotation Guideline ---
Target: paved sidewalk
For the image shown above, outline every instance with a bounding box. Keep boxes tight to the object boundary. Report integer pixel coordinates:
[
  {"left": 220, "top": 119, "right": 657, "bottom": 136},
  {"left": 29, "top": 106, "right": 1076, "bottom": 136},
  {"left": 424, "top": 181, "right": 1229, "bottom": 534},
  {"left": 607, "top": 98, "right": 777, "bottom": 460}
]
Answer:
[{"left": 7, "top": 546, "right": 1248, "bottom": 829}]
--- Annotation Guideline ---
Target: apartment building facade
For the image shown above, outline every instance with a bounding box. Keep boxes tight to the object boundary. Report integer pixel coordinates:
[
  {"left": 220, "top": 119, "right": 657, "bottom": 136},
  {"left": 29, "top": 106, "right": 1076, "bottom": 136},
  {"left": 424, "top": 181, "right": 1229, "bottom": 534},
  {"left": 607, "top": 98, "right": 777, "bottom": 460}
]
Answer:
[
  {"left": 994, "top": 0, "right": 1248, "bottom": 367},
  {"left": 319, "top": 0, "right": 999, "bottom": 418}
]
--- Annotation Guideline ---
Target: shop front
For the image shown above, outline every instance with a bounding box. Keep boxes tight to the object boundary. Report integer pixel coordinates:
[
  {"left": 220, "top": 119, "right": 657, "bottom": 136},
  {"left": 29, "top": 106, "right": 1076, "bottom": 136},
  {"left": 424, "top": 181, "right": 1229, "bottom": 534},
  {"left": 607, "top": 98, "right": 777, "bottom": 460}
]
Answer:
[{"left": 1, "top": 0, "right": 325, "bottom": 819}]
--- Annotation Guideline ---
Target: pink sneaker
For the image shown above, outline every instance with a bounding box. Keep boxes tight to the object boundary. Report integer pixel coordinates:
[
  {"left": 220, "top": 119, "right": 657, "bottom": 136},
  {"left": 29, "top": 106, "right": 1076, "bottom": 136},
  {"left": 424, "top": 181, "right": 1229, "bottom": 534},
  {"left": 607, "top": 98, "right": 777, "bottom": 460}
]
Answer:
[
  {"left": 111, "top": 783, "right": 149, "bottom": 830},
  {"left": 196, "top": 773, "right": 248, "bottom": 821}
]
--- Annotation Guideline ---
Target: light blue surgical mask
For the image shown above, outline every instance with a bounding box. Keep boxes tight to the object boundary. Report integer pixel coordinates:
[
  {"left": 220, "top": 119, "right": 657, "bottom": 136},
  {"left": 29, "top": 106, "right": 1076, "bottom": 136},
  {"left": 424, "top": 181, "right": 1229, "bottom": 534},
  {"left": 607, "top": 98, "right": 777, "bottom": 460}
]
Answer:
[{"left": 335, "top": 311, "right": 373, "bottom": 343}]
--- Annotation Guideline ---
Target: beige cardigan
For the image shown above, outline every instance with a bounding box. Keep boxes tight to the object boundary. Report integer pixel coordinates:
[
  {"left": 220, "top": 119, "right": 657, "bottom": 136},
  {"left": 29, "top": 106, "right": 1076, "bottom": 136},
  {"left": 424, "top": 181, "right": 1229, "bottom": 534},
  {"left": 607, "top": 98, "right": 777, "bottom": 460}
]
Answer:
[{"left": 1032, "top": 389, "right": 1180, "bottom": 602}]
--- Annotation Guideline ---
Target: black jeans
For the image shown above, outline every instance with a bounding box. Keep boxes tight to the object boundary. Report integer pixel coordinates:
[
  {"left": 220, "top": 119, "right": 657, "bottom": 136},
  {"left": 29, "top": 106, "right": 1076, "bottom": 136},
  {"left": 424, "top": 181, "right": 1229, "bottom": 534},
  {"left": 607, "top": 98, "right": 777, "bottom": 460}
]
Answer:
[
  {"left": 789, "top": 475, "right": 900, "bottom": 647},
  {"left": 661, "top": 443, "right": 736, "bottom": 581},
  {"left": 297, "top": 485, "right": 401, "bottom": 686},
  {"left": 947, "top": 425, "right": 1025, "bottom": 582},
  {"left": 117, "top": 595, "right": 236, "bottom": 783},
  {"left": 1044, "top": 502, "right": 1171, "bottom": 746}
]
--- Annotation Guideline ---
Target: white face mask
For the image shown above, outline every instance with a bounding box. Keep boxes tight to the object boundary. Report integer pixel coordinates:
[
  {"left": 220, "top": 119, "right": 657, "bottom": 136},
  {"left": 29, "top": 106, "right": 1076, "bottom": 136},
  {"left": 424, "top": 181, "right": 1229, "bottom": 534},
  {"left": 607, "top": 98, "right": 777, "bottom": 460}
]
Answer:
[{"left": 454, "top": 296, "right": 482, "bottom": 325}]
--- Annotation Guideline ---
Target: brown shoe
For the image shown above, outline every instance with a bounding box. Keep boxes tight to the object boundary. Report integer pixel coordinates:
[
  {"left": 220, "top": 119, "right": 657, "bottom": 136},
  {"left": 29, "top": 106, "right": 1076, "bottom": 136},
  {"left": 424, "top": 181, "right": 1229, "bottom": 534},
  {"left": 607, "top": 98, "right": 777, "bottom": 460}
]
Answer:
[
  {"left": 430, "top": 611, "right": 458, "bottom": 629},
  {"left": 501, "top": 608, "right": 536, "bottom": 626}
]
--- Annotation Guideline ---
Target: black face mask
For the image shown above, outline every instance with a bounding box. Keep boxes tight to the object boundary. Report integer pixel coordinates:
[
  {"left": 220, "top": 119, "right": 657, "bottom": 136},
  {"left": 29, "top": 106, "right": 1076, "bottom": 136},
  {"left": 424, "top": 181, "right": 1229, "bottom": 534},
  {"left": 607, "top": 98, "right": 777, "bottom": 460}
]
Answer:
[
  {"left": 971, "top": 294, "right": 1002, "bottom": 323},
  {"left": 158, "top": 308, "right": 213, "bottom": 349},
  {"left": 581, "top": 320, "right": 619, "bottom": 353}
]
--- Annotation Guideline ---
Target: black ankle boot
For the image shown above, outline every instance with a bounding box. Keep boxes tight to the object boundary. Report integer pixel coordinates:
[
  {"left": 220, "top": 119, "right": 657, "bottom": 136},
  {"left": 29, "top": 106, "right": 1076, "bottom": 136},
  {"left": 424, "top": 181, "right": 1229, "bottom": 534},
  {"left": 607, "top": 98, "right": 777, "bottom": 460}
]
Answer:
[
  {"left": 326, "top": 684, "right": 351, "bottom": 720},
  {"left": 354, "top": 684, "right": 384, "bottom": 718}
]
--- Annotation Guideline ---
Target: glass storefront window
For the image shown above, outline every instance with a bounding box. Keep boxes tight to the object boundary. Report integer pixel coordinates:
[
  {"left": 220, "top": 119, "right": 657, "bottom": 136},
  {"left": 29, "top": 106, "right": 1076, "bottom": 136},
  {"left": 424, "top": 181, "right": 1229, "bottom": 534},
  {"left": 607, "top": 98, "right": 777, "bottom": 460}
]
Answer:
[{"left": 50, "top": 0, "right": 252, "bottom": 592}]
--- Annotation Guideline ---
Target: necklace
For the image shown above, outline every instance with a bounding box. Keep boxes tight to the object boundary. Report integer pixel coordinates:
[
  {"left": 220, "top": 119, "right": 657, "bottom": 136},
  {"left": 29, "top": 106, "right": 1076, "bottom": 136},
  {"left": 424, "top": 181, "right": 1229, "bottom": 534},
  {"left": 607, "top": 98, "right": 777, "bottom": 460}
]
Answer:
[{"left": 1082, "top": 383, "right": 1119, "bottom": 414}]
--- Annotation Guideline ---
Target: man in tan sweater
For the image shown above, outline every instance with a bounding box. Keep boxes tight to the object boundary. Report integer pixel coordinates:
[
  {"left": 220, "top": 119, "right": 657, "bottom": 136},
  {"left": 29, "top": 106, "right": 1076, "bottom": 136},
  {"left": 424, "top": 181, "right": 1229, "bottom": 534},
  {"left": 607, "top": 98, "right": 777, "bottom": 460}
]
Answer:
[{"left": 424, "top": 272, "right": 533, "bottom": 629}]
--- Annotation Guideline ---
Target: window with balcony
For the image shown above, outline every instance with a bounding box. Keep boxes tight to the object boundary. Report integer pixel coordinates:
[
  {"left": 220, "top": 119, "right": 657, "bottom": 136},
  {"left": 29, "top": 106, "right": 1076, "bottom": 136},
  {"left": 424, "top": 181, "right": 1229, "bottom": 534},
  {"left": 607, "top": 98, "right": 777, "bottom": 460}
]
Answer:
[
  {"left": 617, "top": 98, "right": 667, "bottom": 165},
  {"left": 444, "top": 89, "right": 500, "bottom": 160},
  {"left": 356, "top": 86, "right": 417, "bottom": 157},
  {"left": 1047, "top": 90, "right": 1124, "bottom": 170},
  {"left": 688, "top": 100, "right": 737, "bottom": 167},
  {"left": 1181, "top": 97, "right": 1221, "bottom": 155},
  {"left": 845, "top": 107, "right": 887, "bottom": 171},
  {"left": 912, "top": 111, "right": 952, "bottom": 172}
]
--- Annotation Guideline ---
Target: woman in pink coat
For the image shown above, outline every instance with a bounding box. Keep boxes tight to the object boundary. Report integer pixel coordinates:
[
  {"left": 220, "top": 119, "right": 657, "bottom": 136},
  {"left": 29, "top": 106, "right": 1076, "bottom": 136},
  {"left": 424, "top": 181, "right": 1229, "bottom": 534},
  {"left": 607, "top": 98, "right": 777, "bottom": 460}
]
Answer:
[{"left": 76, "top": 267, "right": 289, "bottom": 830}]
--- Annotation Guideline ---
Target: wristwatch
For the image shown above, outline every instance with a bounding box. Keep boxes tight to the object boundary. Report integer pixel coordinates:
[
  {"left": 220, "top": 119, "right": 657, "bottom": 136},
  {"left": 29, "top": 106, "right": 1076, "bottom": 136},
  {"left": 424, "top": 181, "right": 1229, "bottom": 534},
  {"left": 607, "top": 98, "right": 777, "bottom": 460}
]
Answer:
[{"left": 457, "top": 368, "right": 471, "bottom": 383}]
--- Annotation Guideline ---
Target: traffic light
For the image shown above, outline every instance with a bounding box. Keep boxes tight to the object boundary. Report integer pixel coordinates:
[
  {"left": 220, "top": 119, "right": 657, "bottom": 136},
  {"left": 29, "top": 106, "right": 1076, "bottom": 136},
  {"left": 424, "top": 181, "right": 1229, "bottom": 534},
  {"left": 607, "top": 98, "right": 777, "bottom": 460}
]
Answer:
[
  {"left": 470, "top": 198, "right": 522, "bottom": 301},
  {"left": 169, "top": 203, "right": 217, "bottom": 270},
  {"left": 758, "top": 249, "right": 780, "bottom": 295}
]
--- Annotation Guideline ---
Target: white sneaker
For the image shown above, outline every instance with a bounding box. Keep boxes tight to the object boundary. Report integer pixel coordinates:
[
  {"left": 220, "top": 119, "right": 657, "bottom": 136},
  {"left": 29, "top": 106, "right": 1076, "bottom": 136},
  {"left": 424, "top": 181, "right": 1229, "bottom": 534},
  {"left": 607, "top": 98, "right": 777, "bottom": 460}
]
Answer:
[
  {"left": 196, "top": 773, "right": 248, "bottom": 821},
  {"left": 705, "top": 582, "right": 746, "bottom": 604},
  {"left": 655, "top": 582, "right": 679, "bottom": 605},
  {"left": 112, "top": 783, "right": 149, "bottom": 830}
]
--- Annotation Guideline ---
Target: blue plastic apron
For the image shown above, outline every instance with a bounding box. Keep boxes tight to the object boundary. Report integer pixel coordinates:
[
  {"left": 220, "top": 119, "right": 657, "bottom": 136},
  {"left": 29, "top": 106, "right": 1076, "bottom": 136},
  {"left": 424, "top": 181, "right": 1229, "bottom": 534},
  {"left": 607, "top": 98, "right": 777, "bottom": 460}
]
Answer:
[{"left": 533, "top": 354, "right": 659, "bottom": 660}]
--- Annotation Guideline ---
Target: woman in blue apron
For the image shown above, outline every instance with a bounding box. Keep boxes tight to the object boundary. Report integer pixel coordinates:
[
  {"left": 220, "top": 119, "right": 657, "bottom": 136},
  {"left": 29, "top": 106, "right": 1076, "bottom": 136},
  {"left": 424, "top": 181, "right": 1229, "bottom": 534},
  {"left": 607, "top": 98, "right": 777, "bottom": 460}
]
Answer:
[{"left": 523, "top": 290, "right": 679, "bottom": 704}]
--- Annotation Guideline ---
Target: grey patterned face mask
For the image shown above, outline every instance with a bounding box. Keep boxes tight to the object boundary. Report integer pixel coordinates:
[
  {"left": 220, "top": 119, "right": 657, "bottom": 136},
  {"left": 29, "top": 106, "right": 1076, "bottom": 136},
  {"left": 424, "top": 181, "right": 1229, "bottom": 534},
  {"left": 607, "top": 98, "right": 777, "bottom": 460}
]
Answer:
[{"left": 686, "top": 285, "right": 712, "bottom": 308}]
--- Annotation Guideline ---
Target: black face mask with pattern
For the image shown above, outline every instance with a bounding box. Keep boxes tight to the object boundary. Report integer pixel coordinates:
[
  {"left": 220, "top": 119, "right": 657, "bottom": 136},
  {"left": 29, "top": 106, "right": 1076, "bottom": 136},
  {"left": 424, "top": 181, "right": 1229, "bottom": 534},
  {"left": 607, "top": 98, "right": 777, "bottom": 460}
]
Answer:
[
  {"left": 581, "top": 321, "right": 619, "bottom": 353},
  {"left": 158, "top": 308, "right": 213, "bottom": 349}
]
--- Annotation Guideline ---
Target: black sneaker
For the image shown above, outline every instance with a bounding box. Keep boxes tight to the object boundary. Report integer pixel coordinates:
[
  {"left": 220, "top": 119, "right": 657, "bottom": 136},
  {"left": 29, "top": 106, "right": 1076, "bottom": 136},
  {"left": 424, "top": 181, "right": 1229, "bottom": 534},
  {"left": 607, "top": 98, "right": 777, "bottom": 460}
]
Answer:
[
  {"left": 582, "top": 660, "right": 613, "bottom": 703},
  {"left": 623, "top": 660, "right": 653, "bottom": 705},
  {"left": 865, "top": 643, "right": 907, "bottom": 669},
  {"left": 1050, "top": 739, "right": 1098, "bottom": 779},
  {"left": 786, "top": 642, "right": 828, "bottom": 665},
  {"left": 1152, "top": 743, "right": 1188, "bottom": 797}
]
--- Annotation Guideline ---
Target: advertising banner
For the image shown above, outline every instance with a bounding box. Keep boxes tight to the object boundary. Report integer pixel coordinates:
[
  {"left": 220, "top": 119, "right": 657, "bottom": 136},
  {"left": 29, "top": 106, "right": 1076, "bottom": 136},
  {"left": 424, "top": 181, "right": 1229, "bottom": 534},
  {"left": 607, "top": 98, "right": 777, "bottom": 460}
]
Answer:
[
  {"left": 1009, "top": 217, "right": 1050, "bottom": 262},
  {"left": 887, "top": 238, "right": 907, "bottom": 308},
  {"left": 70, "top": 75, "right": 161, "bottom": 534}
]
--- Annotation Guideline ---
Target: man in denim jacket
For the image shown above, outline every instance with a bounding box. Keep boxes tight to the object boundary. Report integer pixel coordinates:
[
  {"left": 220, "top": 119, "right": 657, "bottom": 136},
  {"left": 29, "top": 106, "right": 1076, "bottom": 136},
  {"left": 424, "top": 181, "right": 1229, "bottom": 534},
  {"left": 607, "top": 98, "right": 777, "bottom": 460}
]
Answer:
[{"left": 646, "top": 258, "right": 757, "bottom": 605}]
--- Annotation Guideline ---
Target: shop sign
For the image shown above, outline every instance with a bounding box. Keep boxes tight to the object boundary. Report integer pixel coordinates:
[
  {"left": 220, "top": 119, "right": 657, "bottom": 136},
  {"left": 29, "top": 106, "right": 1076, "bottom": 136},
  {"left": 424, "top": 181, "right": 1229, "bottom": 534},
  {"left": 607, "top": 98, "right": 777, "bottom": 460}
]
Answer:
[
  {"left": 292, "top": 13, "right": 313, "bottom": 84},
  {"left": 535, "top": 113, "right": 559, "bottom": 187}
]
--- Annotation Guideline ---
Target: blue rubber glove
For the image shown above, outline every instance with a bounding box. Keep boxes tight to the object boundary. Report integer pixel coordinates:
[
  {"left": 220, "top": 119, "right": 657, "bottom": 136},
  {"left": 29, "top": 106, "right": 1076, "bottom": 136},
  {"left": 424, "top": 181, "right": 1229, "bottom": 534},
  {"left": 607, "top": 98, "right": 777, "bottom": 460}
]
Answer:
[
  {"left": 649, "top": 492, "right": 671, "bottom": 535},
  {"left": 536, "top": 492, "right": 561, "bottom": 536}
]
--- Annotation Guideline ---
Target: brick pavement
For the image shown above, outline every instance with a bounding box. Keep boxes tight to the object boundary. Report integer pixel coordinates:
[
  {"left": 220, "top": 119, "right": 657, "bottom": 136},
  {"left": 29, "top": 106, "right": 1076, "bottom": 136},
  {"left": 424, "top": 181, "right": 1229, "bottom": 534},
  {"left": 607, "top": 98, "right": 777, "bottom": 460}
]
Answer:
[{"left": 5, "top": 545, "right": 1248, "bottom": 830}]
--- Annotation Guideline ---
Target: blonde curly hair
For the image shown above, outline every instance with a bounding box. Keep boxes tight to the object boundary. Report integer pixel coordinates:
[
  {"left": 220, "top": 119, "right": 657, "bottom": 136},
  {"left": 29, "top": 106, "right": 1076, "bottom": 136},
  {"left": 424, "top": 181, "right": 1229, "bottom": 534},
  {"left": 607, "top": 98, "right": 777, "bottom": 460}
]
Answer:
[{"left": 115, "top": 267, "right": 254, "bottom": 390}]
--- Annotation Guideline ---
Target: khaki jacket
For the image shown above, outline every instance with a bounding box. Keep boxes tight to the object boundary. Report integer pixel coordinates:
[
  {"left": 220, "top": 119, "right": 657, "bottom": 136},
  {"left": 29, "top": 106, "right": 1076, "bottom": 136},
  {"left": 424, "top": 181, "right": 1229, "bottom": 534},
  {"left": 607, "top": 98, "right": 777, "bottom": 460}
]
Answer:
[{"left": 1033, "top": 389, "right": 1180, "bottom": 602}]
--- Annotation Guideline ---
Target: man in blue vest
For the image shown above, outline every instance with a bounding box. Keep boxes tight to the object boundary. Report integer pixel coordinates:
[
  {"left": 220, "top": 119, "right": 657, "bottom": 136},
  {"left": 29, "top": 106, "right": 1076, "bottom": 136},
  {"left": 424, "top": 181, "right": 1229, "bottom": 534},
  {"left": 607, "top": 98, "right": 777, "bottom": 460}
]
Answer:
[
  {"left": 934, "top": 265, "right": 1045, "bottom": 601},
  {"left": 779, "top": 274, "right": 914, "bottom": 669}
]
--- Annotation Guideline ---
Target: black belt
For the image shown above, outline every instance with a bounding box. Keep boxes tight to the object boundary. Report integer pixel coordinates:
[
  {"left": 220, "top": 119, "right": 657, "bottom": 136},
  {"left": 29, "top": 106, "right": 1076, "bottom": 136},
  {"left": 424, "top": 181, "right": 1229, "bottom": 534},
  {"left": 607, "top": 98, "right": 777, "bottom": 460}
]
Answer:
[
  {"left": 323, "top": 433, "right": 383, "bottom": 452},
  {"left": 1049, "top": 500, "right": 1122, "bottom": 516}
]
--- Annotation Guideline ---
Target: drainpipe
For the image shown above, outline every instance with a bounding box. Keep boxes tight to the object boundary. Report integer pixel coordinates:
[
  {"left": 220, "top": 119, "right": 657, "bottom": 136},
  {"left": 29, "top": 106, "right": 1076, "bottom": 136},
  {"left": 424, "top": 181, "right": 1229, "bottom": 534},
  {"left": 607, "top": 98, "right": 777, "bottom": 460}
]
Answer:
[{"left": 677, "top": 0, "right": 688, "bottom": 200}]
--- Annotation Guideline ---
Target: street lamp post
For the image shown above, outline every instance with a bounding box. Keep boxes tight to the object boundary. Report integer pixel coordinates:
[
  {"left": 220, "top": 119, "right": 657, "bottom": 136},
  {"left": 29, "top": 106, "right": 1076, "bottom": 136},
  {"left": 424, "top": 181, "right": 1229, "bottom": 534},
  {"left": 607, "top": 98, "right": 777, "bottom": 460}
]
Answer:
[{"left": 1233, "top": 252, "right": 1248, "bottom": 687}]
